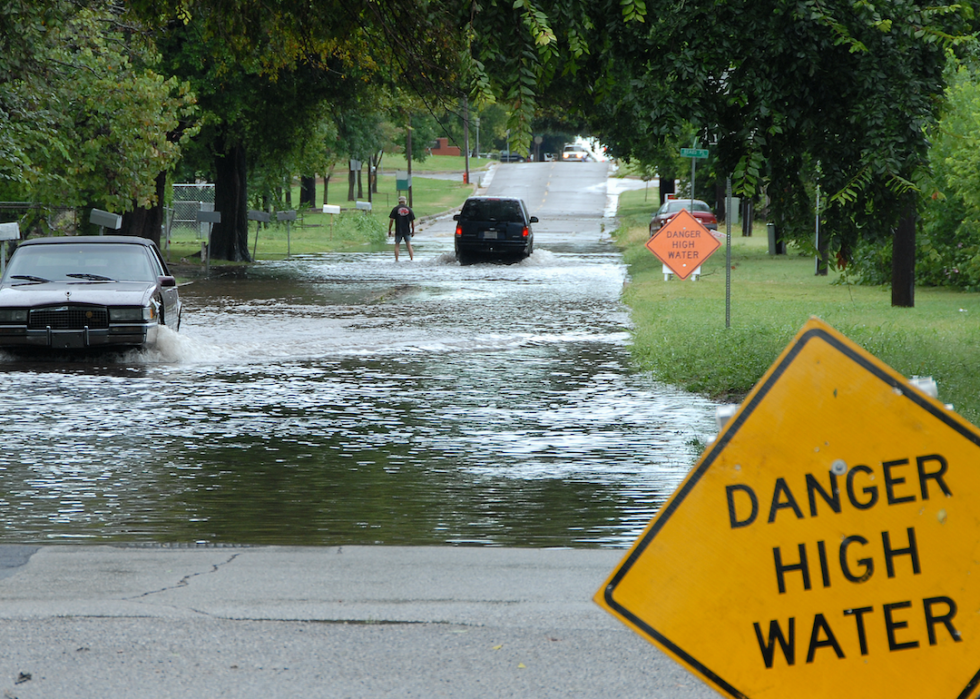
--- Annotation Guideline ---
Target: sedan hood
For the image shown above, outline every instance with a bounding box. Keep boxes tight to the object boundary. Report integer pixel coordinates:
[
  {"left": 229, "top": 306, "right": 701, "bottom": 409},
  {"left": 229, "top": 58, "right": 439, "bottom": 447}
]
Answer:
[{"left": 0, "top": 281, "right": 155, "bottom": 307}]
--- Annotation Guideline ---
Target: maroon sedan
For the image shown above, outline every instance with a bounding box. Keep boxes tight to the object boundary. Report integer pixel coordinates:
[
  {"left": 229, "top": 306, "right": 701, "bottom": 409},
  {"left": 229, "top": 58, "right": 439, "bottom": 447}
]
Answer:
[
  {"left": 0, "top": 236, "right": 181, "bottom": 350},
  {"left": 649, "top": 199, "right": 718, "bottom": 235}
]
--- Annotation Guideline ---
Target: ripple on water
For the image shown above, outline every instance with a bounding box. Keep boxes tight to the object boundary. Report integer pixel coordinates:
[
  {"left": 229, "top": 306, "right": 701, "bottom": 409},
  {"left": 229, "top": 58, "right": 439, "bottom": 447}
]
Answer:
[{"left": 0, "top": 245, "right": 716, "bottom": 547}]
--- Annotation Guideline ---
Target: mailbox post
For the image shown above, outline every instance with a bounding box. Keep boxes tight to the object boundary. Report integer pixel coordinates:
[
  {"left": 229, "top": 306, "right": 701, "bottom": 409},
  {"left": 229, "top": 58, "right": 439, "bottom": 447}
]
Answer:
[
  {"left": 196, "top": 209, "right": 221, "bottom": 276},
  {"left": 247, "top": 209, "right": 271, "bottom": 260},
  {"left": 89, "top": 209, "right": 122, "bottom": 236},
  {"left": 0, "top": 222, "right": 20, "bottom": 276},
  {"left": 276, "top": 210, "right": 297, "bottom": 257}
]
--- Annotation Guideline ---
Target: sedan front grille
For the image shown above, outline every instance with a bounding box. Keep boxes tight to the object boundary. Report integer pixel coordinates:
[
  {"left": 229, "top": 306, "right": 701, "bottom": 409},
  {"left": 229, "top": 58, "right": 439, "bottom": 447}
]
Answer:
[{"left": 29, "top": 305, "right": 109, "bottom": 330}]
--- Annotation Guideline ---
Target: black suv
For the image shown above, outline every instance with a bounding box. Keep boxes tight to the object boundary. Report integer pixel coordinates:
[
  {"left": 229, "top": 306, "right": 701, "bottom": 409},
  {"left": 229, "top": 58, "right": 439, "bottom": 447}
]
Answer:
[{"left": 453, "top": 196, "right": 537, "bottom": 261}]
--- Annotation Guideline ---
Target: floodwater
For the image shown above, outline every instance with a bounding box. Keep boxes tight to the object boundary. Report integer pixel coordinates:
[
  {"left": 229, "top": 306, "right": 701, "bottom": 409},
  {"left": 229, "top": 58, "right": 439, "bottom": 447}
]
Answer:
[{"left": 0, "top": 167, "right": 717, "bottom": 548}]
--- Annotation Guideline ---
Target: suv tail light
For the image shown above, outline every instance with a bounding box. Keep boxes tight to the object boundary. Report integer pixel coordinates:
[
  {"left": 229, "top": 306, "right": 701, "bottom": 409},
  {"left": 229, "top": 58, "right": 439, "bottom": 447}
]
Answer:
[
  {"left": 455, "top": 224, "right": 462, "bottom": 237},
  {"left": 521, "top": 226, "right": 529, "bottom": 237}
]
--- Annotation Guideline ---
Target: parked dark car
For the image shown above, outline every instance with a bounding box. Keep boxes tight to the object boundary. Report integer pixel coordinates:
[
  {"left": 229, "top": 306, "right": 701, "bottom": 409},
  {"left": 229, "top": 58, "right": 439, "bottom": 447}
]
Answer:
[
  {"left": 649, "top": 198, "right": 718, "bottom": 235},
  {"left": 0, "top": 235, "right": 181, "bottom": 351},
  {"left": 498, "top": 152, "right": 526, "bottom": 162},
  {"left": 453, "top": 196, "right": 537, "bottom": 261}
]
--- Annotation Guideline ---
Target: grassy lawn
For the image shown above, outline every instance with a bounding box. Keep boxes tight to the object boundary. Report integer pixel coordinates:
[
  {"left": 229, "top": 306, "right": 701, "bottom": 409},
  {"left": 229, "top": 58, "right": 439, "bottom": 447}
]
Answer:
[
  {"left": 163, "top": 171, "right": 474, "bottom": 262},
  {"left": 615, "top": 187, "right": 980, "bottom": 425}
]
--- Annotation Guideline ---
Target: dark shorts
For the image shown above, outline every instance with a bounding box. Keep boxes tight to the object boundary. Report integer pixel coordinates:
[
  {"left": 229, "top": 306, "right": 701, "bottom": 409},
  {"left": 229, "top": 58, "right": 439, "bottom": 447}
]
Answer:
[{"left": 395, "top": 233, "right": 413, "bottom": 244}]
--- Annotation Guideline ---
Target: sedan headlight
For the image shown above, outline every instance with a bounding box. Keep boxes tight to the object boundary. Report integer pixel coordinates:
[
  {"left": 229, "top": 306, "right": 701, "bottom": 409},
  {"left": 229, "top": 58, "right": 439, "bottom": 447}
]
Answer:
[
  {"left": 0, "top": 308, "right": 28, "bottom": 323},
  {"left": 109, "top": 307, "right": 154, "bottom": 322}
]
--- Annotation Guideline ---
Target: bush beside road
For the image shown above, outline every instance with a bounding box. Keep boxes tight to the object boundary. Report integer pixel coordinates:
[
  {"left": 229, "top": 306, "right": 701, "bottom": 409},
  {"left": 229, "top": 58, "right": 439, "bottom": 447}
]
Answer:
[{"left": 614, "top": 187, "right": 980, "bottom": 426}]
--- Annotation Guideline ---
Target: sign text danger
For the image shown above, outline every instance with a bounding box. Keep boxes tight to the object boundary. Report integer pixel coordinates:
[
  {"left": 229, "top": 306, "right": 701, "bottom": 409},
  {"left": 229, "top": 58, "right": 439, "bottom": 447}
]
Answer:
[{"left": 725, "top": 453, "right": 959, "bottom": 668}]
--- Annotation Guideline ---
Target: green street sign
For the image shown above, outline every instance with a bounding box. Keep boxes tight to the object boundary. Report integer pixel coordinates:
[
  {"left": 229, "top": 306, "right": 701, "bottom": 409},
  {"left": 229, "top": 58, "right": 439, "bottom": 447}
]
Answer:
[{"left": 680, "top": 148, "right": 709, "bottom": 159}]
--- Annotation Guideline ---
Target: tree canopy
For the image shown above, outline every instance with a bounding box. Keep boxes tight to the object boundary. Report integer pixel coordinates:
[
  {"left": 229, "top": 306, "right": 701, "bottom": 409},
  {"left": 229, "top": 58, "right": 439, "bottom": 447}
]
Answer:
[
  {"left": 5, "top": 0, "right": 978, "bottom": 299},
  {"left": 1, "top": 0, "right": 195, "bottom": 227}
]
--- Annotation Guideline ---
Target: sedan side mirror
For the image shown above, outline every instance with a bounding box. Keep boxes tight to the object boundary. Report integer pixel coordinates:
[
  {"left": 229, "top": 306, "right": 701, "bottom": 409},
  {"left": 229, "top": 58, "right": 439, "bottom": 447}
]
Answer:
[
  {"left": 158, "top": 275, "right": 176, "bottom": 288},
  {"left": 529, "top": 216, "right": 538, "bottom": 223}
]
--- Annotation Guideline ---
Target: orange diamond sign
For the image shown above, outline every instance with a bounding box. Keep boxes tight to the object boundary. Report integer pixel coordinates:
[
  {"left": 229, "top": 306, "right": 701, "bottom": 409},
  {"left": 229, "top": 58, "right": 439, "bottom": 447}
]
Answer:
[
  {"left": 595, "top": 318, "right": 980, "bottom": 699},
  {"left": 645, "top": 208, "right": 721, "bottom": 280}
]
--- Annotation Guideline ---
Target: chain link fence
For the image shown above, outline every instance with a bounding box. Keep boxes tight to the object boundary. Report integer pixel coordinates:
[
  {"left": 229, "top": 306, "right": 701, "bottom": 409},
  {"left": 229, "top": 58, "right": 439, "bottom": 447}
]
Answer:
[{"left": 168, "top": 184, "right": 215, "bottom": 242}]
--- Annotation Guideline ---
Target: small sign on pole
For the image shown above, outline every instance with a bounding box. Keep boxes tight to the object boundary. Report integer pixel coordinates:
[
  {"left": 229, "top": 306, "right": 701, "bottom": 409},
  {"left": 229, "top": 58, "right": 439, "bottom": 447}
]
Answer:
[
  {"left": 645, "top": 209, "right": 721, "bottom": 281},
  {"left": 680, "top": 147, "right": 710, "bottom": 159}
]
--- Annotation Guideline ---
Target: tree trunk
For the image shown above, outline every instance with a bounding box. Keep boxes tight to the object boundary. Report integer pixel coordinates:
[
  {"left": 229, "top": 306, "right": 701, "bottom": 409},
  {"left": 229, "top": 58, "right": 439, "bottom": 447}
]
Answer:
[
  {"left": 659, "top": 175, "right": 675, "bottom": 206},
  {"left": 211, "top": 141, "right": 251, "bottom": 262},
  {"left": 356, "top": 164, "right": 363, "bottom": 199},
  {"left": 406, "top": 116, "right": 413, "bottom": 207},
  {"left": 122, "top": 171, "right": 166, "bottom": 245},
  {"left": 300, "top": 176, "right": 316, "bottom": 207},
  {"left": 891, "top": 198, "right": 916, "bottom": 308},
  {"left": 742, "top": 199, "right": 753, "bottom": 237},
  {"left": 347, "top": 160, "right": 355, "bottom": 201},
  {"left": 372, "top": 151, "right": 383, "bottom": 194}
]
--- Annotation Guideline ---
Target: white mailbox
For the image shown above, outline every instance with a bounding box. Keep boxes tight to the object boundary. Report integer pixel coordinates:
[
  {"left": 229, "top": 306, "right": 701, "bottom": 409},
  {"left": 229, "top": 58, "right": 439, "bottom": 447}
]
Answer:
[{"left": 0, "top": 222, "right": 20, "bottom": 241}]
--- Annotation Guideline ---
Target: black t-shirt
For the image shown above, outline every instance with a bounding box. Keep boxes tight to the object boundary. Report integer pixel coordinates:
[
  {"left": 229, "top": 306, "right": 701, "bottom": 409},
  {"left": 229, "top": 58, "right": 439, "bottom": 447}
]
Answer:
[{"left": 389, "top": 204, "right": 415, "bottom": 236}]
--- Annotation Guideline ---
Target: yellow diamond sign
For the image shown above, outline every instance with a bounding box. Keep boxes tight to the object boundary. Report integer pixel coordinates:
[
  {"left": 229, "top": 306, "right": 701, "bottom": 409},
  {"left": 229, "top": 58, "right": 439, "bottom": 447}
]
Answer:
[{"left": 595, "top": 318, "right": 980, "bottom": 699}]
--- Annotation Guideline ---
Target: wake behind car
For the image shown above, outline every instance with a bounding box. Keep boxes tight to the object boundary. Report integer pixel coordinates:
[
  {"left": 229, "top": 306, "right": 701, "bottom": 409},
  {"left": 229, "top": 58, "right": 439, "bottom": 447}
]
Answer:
[
  {"left": 453, "top": 196, "right": 537, "bottom": 261},
  {"left": 0, "top": 235, "right": 181, "bottom": 351},
  {"left": 649, "top": 198, "right": 718, "bottom": 235}
]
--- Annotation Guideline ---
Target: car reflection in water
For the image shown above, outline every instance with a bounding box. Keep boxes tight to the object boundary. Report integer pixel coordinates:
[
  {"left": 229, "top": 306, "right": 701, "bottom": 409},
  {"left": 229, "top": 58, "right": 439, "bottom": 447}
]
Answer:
[{"left": 0, "top": 235, "right": 181, "bottom": 351}]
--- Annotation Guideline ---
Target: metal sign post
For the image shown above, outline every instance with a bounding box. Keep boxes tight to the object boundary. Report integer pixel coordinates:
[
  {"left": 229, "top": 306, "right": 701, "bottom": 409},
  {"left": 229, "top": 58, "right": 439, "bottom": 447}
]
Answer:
[
  {"left": 679, "top": 146, "right": 709, "bottom": 210},
  {"left": 726, "top": 177, "right": 732, "bottom": 329}
]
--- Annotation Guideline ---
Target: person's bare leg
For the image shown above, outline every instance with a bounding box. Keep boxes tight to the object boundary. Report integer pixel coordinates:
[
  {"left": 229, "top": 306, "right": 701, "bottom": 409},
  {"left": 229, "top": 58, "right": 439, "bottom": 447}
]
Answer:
[
  {"left": 406, "top": 240, "right": 414, "bottom": 260},
  {"left": 394, "top": 241, "right": 400, "bottom": 262}
]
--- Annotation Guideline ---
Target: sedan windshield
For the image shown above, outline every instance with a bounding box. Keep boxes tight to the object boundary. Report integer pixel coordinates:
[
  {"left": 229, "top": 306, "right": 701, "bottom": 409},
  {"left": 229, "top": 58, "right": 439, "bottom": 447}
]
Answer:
[{"left": 5, "top": 244, "right": 156, "bottom": 283}]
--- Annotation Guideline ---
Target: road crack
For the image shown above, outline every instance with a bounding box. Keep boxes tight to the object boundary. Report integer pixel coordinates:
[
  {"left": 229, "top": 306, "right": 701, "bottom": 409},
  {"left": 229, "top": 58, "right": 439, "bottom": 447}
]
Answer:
[{"left": 124, "top": 553, "right": 240, "bottom": 600}]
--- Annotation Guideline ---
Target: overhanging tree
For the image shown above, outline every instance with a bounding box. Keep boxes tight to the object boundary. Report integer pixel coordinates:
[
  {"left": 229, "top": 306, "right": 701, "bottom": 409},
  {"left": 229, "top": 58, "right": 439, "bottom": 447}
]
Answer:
[{"left": 128, "top": 0, "right": 466, "bottom": 261}]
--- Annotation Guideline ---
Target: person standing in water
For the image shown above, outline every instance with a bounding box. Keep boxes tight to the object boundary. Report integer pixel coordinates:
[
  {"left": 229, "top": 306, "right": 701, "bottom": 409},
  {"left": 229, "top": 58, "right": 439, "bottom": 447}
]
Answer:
[{"left": 388, "top": 195, "right": 415, "bottom": 261}]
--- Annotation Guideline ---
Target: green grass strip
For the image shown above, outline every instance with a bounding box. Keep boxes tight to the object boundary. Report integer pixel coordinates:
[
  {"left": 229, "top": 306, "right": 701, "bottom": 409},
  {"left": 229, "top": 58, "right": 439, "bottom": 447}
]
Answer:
[{"left": 614, "top": 187, "right": 980, "bottom": 425}]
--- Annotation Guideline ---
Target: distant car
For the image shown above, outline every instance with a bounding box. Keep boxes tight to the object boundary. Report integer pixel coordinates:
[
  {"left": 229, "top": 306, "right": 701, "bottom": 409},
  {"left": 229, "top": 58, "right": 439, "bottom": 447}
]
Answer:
[
  {"left": 561, "top": 144, "right": 589, "bottom": 162},
  {"left": 498, "top": 152, "right": 526, "bottom": 162},
  {"left": 0, "top": 235, "right": 181, "bottom": 351},
  {"left": 543, "top": 153, "right": 555, "bottom": 162},
  {"left": 453, "top": 196, "right": 537, "bottom": 261},
  {"left": 649, "top": 199, "right": 718, "bottom": 235}
]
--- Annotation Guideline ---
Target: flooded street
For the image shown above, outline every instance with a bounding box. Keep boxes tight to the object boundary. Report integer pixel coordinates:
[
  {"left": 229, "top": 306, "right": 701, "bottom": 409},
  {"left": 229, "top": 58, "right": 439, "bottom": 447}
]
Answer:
[{"left": 0, "top": 163, "right": 717, "bottom": 547}]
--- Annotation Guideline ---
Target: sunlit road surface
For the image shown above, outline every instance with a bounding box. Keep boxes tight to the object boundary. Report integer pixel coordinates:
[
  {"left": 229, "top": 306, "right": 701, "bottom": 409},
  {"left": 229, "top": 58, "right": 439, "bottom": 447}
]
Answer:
[{"left": 0, "top": 545, "right": 718, "bottom": 698}]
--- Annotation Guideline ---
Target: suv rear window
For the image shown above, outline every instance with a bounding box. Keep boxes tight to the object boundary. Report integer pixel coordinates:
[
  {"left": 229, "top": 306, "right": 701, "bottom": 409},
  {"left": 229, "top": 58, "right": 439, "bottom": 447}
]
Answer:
[{"left": 459, "top": 199, "right": 524, "bottom": 222}]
